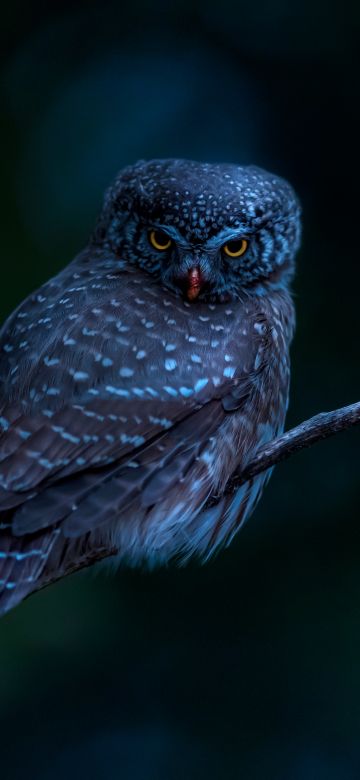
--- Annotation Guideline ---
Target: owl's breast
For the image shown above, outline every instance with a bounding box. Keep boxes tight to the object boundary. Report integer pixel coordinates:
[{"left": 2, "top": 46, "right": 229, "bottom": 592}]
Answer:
[{"left": 0, "top": 263, "right": 294, "bottom": 418}]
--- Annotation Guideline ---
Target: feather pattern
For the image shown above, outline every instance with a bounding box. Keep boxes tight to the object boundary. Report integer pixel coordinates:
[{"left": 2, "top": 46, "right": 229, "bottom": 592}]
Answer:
[{"left": 0, "top": 158, "right": 300, "bottom": 614}]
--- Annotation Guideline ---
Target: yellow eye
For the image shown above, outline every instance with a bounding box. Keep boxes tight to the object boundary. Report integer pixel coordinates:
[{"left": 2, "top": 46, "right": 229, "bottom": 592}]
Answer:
[
  {"left": 223, "top": 238, "right": 248, "bottom": 258},
  {"left": 149, "top": 229, "right": 172, "bottom": 251}
]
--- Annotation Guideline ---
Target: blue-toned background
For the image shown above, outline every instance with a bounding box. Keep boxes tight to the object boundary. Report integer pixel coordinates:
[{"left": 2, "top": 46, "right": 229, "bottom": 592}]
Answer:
[{"left": 1, "top": 2, "right": 360, "bottom": 778}]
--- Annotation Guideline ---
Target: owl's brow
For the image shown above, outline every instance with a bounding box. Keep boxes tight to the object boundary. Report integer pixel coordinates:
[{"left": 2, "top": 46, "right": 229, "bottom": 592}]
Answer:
[
  {"left": 204, "top": 226, "right": 250, "bottom": 250},
  {"left": 150, "top": 223, "right": 251, "bottom": 250}
]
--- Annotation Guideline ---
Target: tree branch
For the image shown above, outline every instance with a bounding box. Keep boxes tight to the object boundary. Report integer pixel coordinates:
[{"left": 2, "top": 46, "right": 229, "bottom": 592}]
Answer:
[{"left": 224, "top": 401, "right": 360, "bottom": 495}]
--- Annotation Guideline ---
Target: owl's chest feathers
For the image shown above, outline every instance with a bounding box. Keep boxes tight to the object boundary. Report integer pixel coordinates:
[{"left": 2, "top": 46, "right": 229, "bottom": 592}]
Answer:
[
  {"left": 1, "top": 265, "right": 294, "bottom": 428},
  {"left": 119, "top": 278, "right": 293, "bottom": 376}
]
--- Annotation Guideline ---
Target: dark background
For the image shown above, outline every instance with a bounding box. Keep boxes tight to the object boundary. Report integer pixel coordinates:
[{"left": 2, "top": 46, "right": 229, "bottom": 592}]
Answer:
[{"left": 1, "top": 2, "right": 359, "bottom": 778}]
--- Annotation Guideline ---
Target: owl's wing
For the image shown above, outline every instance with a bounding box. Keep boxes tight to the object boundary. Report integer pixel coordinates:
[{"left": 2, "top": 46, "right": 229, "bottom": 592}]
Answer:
[
  {"left": 0, "top": 262, "right": 273, "bottom": 552},
  {"left": 0, "top": 356, "right": 261, "bottom": 540},
  {"left": 0, "top": 291, "right": 275, "bottom": 616}
]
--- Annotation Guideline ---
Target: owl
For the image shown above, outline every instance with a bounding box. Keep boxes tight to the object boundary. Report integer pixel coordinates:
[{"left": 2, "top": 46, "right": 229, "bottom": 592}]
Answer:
[{"left": 0, "top": 159, "right": 301, "bottom": 615}]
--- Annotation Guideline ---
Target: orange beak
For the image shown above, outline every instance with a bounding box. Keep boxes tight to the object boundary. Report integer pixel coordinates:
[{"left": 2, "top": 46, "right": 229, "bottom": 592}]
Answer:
[{"left": 186, "top": 267, "right": 202, "bottom": 301}]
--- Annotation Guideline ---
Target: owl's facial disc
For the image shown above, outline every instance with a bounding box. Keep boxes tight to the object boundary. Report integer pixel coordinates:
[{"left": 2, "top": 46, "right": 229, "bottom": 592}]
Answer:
[{"left": 141, "top": 227, "right": 249, "bottom": 302}]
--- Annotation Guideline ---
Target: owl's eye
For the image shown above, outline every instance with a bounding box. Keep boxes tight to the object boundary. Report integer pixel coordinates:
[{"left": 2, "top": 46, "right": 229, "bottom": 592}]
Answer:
[
  {"left": 149, "top": 229, "right": 172, "bottom": 251},
  {"left": 223, "top": 239, "right": 248, "bottom": 258}
]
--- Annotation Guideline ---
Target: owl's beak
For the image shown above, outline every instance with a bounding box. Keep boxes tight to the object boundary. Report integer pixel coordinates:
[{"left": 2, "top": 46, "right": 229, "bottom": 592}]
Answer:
[{"left": 186, "top": 267, "right": 203, "bottom": 301}]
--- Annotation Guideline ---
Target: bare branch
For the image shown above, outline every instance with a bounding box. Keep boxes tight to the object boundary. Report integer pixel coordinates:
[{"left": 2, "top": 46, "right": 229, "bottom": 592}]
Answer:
[{"left": 225, "top": 400, "right": 360, "bottom": 494}]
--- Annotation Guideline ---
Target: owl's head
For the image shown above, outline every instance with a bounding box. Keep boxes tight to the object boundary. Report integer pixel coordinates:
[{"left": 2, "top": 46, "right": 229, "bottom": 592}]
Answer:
[{"left": 94, "top": 159, "right": 301, "bottom": 303}]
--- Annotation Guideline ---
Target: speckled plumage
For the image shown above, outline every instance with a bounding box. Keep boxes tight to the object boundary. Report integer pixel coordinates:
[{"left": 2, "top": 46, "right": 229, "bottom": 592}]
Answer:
[{"left": 0, "top": 158, "right": 301, "bottom": 614}]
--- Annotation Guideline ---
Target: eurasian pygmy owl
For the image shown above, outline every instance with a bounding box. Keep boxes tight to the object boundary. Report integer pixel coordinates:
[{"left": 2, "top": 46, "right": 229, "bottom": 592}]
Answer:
[{"left": 0, "top": 159, "right": 301, "bottom": 614}]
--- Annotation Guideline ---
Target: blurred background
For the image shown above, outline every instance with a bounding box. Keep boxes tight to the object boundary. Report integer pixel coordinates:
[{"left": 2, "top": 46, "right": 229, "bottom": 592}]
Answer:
[{"left": 1, "top": 1, "right": 359, "bottom": 778}]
